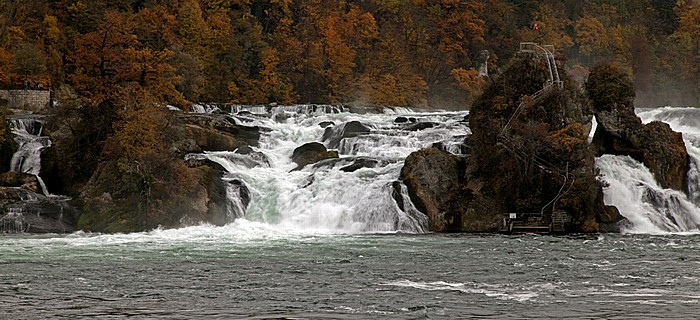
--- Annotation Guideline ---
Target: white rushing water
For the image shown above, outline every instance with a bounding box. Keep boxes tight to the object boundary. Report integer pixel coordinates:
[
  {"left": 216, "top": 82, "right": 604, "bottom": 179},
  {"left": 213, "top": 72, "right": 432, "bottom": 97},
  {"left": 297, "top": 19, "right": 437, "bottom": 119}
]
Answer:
[
  {"left": 9, "top": 116, "right": 51, "bottom": 196},
  {"left": 190, "top": 106, "right": 470, "bottom": 234},
  {"left": 596, "top": 107, "right": 700, "bottom": 233}
]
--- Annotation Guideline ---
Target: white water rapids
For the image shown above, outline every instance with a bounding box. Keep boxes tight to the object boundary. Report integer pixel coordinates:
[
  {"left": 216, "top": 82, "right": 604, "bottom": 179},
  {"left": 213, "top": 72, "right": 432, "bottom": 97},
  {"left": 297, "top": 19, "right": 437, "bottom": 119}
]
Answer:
[
  {"left": 186, "top": 105, "right": 700, "bottom": 235},
  {"left": 596, "top": 107, "right": 700, "bottom": 233},
  {"left": 8, "top": 105, "right": 700, "bottom": 235},
  {"left": 189, "top": 106, "right": 469, "bottom": 234}
]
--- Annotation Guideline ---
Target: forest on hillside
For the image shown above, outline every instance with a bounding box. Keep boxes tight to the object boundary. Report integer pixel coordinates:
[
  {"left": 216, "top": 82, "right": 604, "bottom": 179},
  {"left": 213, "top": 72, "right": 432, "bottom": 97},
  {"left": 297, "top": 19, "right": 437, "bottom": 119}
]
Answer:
[{"left": 0, "top": 0, "right": 698, "bottom": 110}]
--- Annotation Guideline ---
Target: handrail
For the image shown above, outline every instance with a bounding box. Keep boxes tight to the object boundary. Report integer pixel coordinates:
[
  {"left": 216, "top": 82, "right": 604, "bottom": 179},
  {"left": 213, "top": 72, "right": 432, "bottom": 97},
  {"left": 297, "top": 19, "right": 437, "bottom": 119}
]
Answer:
[{"left": 497, "top": 43, "right": 572, "bottom": 219}]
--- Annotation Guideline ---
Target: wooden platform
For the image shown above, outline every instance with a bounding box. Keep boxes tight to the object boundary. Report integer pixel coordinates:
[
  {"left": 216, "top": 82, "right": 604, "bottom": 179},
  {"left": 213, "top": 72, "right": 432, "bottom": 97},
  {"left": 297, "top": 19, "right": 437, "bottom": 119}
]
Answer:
[{"left": 499, "top": 211, "right": 569, "bottom": 234}]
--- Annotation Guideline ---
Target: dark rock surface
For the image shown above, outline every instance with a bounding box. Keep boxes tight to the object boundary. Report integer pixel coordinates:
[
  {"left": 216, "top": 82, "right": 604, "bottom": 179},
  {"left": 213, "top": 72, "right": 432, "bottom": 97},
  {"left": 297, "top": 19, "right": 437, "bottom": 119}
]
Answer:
[
  {"left": 402, "top": 122, "right": 437, "bottom": 131},
  {"left": 0, "top": 172, "right": 41, "bottom": 193},
  {"left": 291, "top": 142, "right": 339, "bottom": 170},
  {"left": 588, "top": 64, "right": 688, "bottom": 191},
  {"left": 400, "top": 147, "right": 500, "bottom": 232},
  {"left": 171, "top": 114, "right": 265, "bottom": 154},
  {"left": 318, "top": 121, "right": 335, "bottom": 128},
  {"left": 321, "top": 121, "right": 371, "bottom": 149},
  {"left": 0, "top": 187, "right": 78, "bottom": 233}
]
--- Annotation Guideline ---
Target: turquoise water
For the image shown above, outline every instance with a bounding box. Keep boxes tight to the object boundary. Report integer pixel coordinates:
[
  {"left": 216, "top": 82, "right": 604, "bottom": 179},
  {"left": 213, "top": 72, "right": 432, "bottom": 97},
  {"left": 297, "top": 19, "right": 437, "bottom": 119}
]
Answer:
[{"left": 2, "top": 224, "right": 700, "bottom": 319}]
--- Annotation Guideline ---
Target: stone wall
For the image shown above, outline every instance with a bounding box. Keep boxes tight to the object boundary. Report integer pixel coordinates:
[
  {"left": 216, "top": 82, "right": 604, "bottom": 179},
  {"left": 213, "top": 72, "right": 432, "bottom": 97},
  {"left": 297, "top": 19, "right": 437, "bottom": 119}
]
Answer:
[{"left": 0, "top": 90, "right": 50, "bottom": 113}]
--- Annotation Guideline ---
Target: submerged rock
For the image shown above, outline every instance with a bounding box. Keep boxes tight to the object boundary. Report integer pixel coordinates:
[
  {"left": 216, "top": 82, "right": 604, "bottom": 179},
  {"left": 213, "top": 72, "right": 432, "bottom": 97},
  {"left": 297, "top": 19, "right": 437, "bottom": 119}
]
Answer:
[
  {"left": 339, "top": 157, "right": 379, "bottom": 172},
  {"left": 0, "top": 188, "right": 78, "bottom": 233},
  {"left": 402, "top": 122, "right": 437, "bottom": 131},
  {"left": 318, "top": 121, "right": 335, "bottom": 128}
]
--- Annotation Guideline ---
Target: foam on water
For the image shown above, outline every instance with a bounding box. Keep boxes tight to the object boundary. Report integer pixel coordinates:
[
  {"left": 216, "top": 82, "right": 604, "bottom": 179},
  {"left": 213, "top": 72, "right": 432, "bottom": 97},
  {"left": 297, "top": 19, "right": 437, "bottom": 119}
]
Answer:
[
  {"left": 596, "top": 107, "right": 700, "bottom": 234},
  {"left": 188, "top": 107, "right": 469, "bottom": 235}
]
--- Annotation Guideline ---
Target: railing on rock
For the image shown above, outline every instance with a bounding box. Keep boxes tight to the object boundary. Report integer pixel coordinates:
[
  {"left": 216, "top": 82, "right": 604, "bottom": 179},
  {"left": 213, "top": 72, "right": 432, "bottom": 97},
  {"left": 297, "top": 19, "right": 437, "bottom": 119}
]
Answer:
[{"left": 497, "top": 44, "right": 572, "bottom": 232}]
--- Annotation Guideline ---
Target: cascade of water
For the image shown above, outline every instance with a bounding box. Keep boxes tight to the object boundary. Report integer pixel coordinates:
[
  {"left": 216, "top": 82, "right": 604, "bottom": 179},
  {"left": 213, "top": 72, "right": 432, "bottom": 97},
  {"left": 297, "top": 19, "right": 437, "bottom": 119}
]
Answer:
[
  {"left": 9, "top": 117, "right": 51, "bottom": 196},
  {"left": 191, "top": 107, "right": 469, "bottom": 233},
  {"left": 0, "top": 207, "right": 27, "bottom": 233},
  {"left": 597, "top": 155, "right": 700, "bottom": 233},
  {"left": 596, "top": 107, "right": 700, "bottom": 233}
]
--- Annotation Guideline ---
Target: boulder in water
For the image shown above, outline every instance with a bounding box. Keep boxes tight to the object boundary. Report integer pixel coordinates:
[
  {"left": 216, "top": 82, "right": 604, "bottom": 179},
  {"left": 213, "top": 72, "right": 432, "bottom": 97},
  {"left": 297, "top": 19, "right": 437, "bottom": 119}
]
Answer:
[
  {"left": 291, "top": 142, "right": 339, "bottom": 170},
  {"left": 321, "top": 121, "right": 371, "bottom": 149},
  {"left": 318, "top": 121, "right": 335, "bottom": 128},
  {"left": 339, "top": 157, "right": 379, "bottom": 172},
  {"left": 403, "top": 122, "right": 437, "bottom": 131},
  {"left": 400, "top": 147, "right": 500, "bottom": 231},
  {"left": 394, "top": 117, "right": 409, "bottom": 123}
]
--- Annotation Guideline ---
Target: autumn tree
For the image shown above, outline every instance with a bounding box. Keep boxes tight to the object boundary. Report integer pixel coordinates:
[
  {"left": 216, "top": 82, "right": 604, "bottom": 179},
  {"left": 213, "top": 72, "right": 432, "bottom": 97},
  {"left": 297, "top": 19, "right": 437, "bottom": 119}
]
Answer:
[{"left": 574, "top": 15, "right": 609, "bottom": 63}]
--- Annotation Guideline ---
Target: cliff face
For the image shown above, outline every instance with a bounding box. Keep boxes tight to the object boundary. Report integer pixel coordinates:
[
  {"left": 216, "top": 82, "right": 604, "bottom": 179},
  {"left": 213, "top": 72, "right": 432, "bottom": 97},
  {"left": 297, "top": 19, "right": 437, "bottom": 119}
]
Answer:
[
  {"left": 38, "top": 113, "right": 262, "bottom": 233},
  {"left": 400, "top": 56, "right": 634, "bottom": 233},
  {"left": 588, "top": 64, "right": 689, "bottom": 191}
]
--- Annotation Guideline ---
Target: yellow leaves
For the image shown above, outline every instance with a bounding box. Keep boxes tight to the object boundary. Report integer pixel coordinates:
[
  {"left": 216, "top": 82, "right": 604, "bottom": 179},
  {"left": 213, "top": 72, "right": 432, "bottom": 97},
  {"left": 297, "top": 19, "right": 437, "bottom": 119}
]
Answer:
[
  {"left": 575, "top": 15, "right": 608, "bottom": 56},
  {"left": 551, "top": 123, "right": 586, "bottom": 153},
  {"left": 357, "top": 72, "right": 427, "bottom": 107},
  {"left": 451, "top": 68, "right": 485, "bottom": 97},
  {"left": 8, "top": 26, "right": 25, "bottom": 44},
  {"left": 112, "top": 86, "right": 167, "bottom": 162},
  {"left": 0, "top": 48, "right": 12, "bottom": 86},
  {"left": 677, "top": 3, "right": 700, "bottom": 36},
  {"left": 177, "top": 0, "right": 209, "bottom": 49},
  {"left": 43, "top": 16, "right": 61, "bottom": 44}
]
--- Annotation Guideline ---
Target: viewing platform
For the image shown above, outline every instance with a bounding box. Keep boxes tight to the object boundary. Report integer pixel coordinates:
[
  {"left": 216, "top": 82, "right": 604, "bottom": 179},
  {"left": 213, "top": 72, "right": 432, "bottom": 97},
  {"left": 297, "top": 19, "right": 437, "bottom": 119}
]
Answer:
[{"left": 499, "top": 211, "right": 570, "bottom": 234}]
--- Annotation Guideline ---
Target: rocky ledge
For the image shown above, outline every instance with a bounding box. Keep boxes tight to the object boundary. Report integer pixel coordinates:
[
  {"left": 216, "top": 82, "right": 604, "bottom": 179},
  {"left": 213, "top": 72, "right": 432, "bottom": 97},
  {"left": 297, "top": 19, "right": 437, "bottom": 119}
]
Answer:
[{"left": 399, "top": 58, "right": 678, "bottom": 233}]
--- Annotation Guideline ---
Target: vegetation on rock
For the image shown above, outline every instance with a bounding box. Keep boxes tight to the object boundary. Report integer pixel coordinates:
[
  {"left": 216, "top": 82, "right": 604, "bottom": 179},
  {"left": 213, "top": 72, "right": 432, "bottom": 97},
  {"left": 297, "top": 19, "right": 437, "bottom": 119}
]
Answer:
[
  {"left": 0, "top": 104, "right": 16, "bottom": 173},
  {"left": 588, "top": 63, "right": 689, "bottom": 191}
]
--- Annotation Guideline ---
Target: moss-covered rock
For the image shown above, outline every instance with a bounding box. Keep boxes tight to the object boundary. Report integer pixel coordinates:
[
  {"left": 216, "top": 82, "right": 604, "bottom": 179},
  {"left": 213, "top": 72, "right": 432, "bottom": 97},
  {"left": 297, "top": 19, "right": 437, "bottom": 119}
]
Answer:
[
  {"left": 77, "top": 160, "right": 229, "bottom": 233},
  {"left": 589, "top": 64, "right": 688, "bottom": 191}
]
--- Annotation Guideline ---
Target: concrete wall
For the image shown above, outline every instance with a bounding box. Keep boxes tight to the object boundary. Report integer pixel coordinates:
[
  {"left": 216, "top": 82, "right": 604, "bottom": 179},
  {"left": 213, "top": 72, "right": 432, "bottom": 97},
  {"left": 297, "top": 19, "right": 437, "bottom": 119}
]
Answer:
[{"left": 0, "top": 90, "right": 50, "bottom": 113}]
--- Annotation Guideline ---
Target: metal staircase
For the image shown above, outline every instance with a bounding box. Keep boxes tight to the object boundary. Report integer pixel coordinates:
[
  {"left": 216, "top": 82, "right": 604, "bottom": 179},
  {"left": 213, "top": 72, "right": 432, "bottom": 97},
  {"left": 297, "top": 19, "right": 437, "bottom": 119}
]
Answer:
[{"left": 497, "top": 43, "right": 572, "bottom": 233}]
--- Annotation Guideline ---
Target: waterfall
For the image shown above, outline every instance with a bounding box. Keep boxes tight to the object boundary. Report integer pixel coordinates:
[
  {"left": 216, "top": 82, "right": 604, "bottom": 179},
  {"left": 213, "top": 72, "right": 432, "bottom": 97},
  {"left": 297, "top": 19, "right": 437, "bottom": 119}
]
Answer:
[
  {"left": 596, "top": 107, "right": 700, "bottom": 233},
  {"left": 9, "top": 116, "right": 51, "bottom": 196},
  {"left": 190, "top": 107, "right": 470, "bottom": 233}
]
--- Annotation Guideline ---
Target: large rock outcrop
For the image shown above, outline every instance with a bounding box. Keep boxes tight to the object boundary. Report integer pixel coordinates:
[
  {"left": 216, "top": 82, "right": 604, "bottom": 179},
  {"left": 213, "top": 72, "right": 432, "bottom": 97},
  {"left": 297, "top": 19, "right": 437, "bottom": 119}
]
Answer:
[
  {"left": 400, "top": 148, "right": 502, "bottom": 232},
  {"left": 588, "top": 64, "right": 688, "bottom": 191},
  {"left": 401, "top": 53, "right": 628, "bottom": 233},
  {"left": 170, "top": 114, "right": 265, "bottom": 154},
  {"left": 0, "top": 173, "right": 78, "bottom": 233},
  {"left": 39, "top": 111, "right": 261, "bottom": 233},
  {"left": 77, "top": 159, "right": 229, "bottom": 233}
]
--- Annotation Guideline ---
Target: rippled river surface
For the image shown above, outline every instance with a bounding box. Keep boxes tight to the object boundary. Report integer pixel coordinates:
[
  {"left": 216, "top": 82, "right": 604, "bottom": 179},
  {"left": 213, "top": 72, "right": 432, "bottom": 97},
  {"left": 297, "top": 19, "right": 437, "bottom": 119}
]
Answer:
[{"left": 2, "top": 227, "right": 700, "bottom": 319}]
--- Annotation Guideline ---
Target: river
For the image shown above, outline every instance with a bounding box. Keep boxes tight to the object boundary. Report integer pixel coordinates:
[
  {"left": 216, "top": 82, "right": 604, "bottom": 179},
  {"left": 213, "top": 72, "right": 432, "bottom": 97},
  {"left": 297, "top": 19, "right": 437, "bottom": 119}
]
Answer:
[
  {"left": 2, "top": 229, "right": 699, "bottom": 319},
  {"left": 4, "top": 106, "right": 700, "bottom": 319}
]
